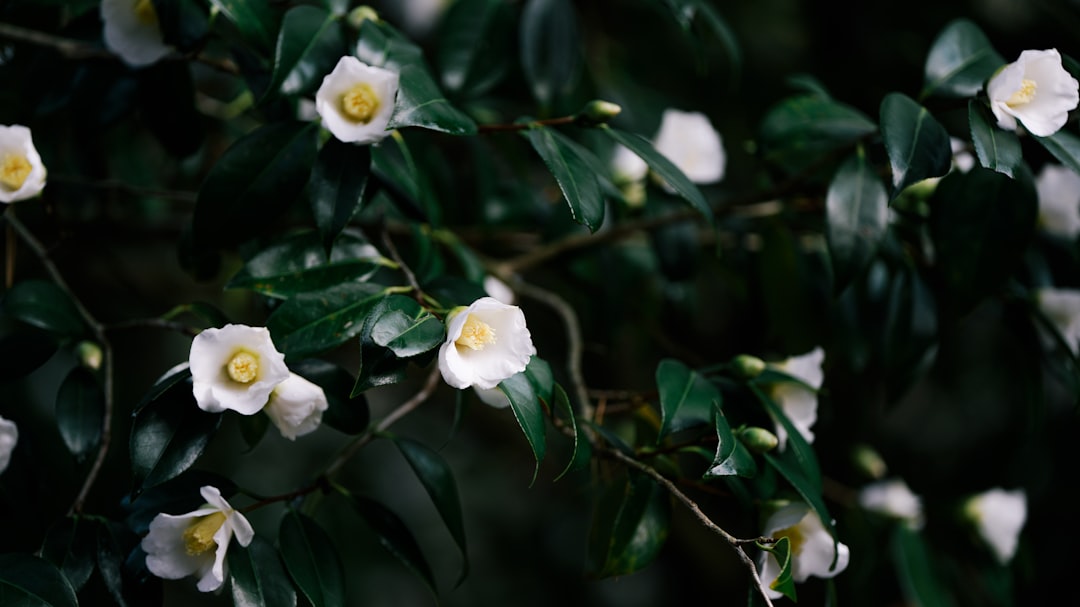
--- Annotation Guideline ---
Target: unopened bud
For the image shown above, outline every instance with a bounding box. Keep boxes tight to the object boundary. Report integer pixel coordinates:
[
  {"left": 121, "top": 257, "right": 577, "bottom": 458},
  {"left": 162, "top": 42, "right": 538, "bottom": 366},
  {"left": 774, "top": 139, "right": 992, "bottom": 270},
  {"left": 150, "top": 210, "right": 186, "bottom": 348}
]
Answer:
[
  {"left": 731, "top": 354, "right": 766, "bottom": 380},
  {"left": 739, "top": 426, "right": 779, "bottom": 453},
  {"left": 852, "top": 444, "right": 888, "bottom": 480},
  {"left": 578, "top": 100, "right": 622, "bottom": 124},
  {"left": 347, "top": 6, "right": 379, "bottom": 29},
  {"left": 75, "top": 341, "right": 103, "bottom": 371}
]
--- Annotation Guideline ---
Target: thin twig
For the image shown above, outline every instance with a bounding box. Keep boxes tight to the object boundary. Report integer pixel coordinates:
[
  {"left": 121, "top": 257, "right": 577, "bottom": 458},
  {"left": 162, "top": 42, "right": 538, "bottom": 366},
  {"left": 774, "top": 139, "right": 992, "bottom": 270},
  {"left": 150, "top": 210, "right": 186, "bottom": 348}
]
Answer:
[
  {"left": 477, "top": 115, "right": 577, "bottom": 134},
  {"left": 381, "top": 228, "right": 425, "bottom": 302}
]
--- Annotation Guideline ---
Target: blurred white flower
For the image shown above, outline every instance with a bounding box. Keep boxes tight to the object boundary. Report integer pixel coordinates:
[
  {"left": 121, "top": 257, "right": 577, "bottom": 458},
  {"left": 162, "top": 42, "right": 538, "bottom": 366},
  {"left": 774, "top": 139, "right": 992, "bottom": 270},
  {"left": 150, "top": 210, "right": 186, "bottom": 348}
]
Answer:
[
  {"left": 964, "top": 487, "right": 1026, "bottom": 564},
  {"left": 101, "top": 0, "right": 173, "bottom": 68},
  {"left": 1036, "top": 287, "right": 1080, "bottom": 355},
  {"left": 189, "top": 324, "right": 290, "bottom": 415},
  {"left": 438, "top": 297, "right": 536, "bottom": 390},
  {"left": 759, "top": 502, "right": 850, "bottom": 599},
  {"left": 0, "top": 125, "right": 46, "bottom": 204},
  {"left": 610, "top": 144, "right": 648, "bottom": 184},
  {"left": 1036, "top": 164, "right": 1080, "bottom": 239},
  {"left": 0, "top": 415, "right": 17, "bottom": 474},
  {"left": 950, "top": 137, "right": 975, "bottom": 173},
  {"left": 264, "top": 373, "right": 329, "bottom": 440},
  {"left": 653, "top": 109, "right": 726, "bottom": 185},
  {"left": 142, "top": 485, "right": 254, "bottom": 592},
  {"left": 769, "top": 347, "right": 825, "bottom": 449},
  {"left": 397, "top": 0, "right": 453, "bottom": 38},
  {"left": 987, "top": 49, "right": 1079, "bottom": 137},
  {"left": 858, "top": 478, "right": 924, "bottom": 529},
  {"left": 315, "top": 56, "right": 399, "bottom": 144},
  {"left": 473, "top": 386, "right": 512, "bottom": 409},
  {"left": 483, "top": 275, "right": 516, "bottom": 305}
]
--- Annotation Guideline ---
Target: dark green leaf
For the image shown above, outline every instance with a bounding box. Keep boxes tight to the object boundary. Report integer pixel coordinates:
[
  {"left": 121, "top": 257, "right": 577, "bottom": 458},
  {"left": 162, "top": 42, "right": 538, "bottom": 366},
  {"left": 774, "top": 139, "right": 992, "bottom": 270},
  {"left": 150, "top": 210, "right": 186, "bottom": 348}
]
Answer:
[
  {"left": 2, "top": 280, "right": 84, "bottom": 337},
  {"left": 310, "top": 140, "right": 372, "bottom": 253},
  {"left": 880, "top": 93, "right": 953, "bottom": 197},
  {"left": 437, "top": 0, "right": 513, "bottom": 97},
  {"left": 152, "top": 0, "right": 209, "bottom": 53},
  {"left": 229, "top": 536, "right": 298, "bottom": 607},
  {"left": 238, "top": 412, "right": 269, "bottom": 450},
  {"left": 498, "top": 370, "right": 547, "bottom": 480},
  {"left": 523, "top": 356, "right": 554, "bottom": 405},
  {"left": 266, "top": 283, "right": 388, "bottom": 358},
  {"left": 134, "top": 363, "right": 191, "bottom": 414},
  {"left": 0, "top": 315, "right": 57, "bottom": 381},
  {"left": 55, "top": 366, "right": 104, "bottom": 460},
  {"left": 390, "top": 64, "right": 479, "bottom": 135},
  {"left": 279, "top": 512, "right": 345, "bottom": 607},
  {"left": 355, "top": 18, "right": 425, "bottom": 70},
  {"left": 763, "top": 453, "right": 836, "bottom": 543},
  {"left": 97, "top": 521, "right": 137, "bottom": 607},
  {"left": 892, "top": 526, "right": 957, "bottom": 607},
  {"left": 136, "top": 60, "right": 204, "bottom": 157},
  {"left": 0, "top": 553, "right": 78, "bottom": 607},
  {"left": 552, "top": 383, "right": 591, "bottom": 480},
  {"left": 525, "top": 126, "right": 604, "bottom": 232},
  {"left": 370, "top": 133, "right": 432, "bottom": 223},
  {"left": 587, "top": 473, "right": 671, "bottom": 578},
  {"left": 760, "top": 536, "right": 796, "bottom": 601},
  {"left": 41, "top": 516, "right": 97, "bottom": 592},
  {"left": 520, "top": 0, "right": 582, "bottom": 107},
  {"left": 759, "top": 94, "right": 877, "bottom": 174},
  {"left": 825, "top": 150, "right": 888, "bottom": 291},
  {"left": 291, "top": 359, "right": 370, "bottom": 434},
  {"left": 1035, "top": 129, "right": 1080, "bottom": 174},
  {"left": 350, "top": 297, "right": 411, "bottom": 396},
  {"left": 968, "top": 100, "right": 1022, "bottom": 177},
  {"left": 705, "top": 407, "right": 757, "bottom": 478},
  {"left": 208, "top": 0, "right": 282, "bottom": 53},
  {"left": 751, "top": 383, "right": 822, "bottom": 489},
  {"left": 265, "top": 5, "right": 344, "bottom": 100},
  {"left": 369, "top": 295, "right": 445, "bottom": 357},
  {"left": 922, "top": 19, "right": 1004, "bottom": 98},
  {"left": 655, "top": 359, "right": 719, "bottom": 441},
  {"left": 347, "top": 494, "right": 436, "bottom": 597}
]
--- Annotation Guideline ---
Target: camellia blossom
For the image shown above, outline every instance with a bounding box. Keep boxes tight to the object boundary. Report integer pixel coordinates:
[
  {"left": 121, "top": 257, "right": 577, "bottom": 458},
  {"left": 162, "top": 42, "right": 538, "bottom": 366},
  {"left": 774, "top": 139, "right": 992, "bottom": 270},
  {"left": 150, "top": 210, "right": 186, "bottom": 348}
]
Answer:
[
  {"left": 263, "top": 373, "right": 329, "bottom": 440},
  {"left": 0, "top": 125, "right": 46, "bottom": 204},
  {"left": 987, "top": 49, "right": 1079, "bottom": 137},
  {"left": 0, "top": 415, "right": 17, "bottom": 474},
  {"left": 768, "top": 347, "right": 825, "bottom": 449},
  {"left": 1035, "top": 164, "right": 1080, "bottom": 239},
  {"left": 759, "top": 501, "right": 850, "bottom": 599},
  {"left": 142, "top": 485, "right": 254, "bottom": 592},
  {"left": 964, "top": 487, "right": 1027, "bottom": 564},
  {"left": 858, "top": 478, "right": 925, "bottom": 529},
  {"left": 101, "top": 0, "right": 173, "bottom": 68},
  {"left": 315, "top": 56, "right": 400, "bottom": 144},
  {"left": 652, "top": 109, "right": 726, "bottom": 185},
  {"left": 189, "top": 324, "right": 290, "bottom": 415},
  {"left": 1035, "top": 287, "right": 1080, "bottom": 355},
  {"left": 438, "top": 297, "right": 536, "bottom": 390}
]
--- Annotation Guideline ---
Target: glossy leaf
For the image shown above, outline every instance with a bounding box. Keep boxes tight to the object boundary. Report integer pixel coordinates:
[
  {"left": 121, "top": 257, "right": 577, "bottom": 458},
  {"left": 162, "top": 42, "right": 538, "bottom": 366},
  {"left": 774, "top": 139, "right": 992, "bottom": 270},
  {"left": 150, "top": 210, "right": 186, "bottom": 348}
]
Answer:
[
  {"left": 266, "top": 282, "right": 388, "bottom": 358},
  {"left": 751, "top": 383, "right": 822, "bottom": 489},
  {"left": 394, "top": 437, "right": 468, "bottom": 582},
  {"left": 922, "top": 19, "right": 1004, "bottom": 98},
  {"left": 764, "top": 452, "right": 836, "bottom": 545},
  {"left": 229, "top": 536, "right": 298, "bottom": 607},
  {"left": 265, "top": 5, "right": 344, "bottom": 100},
  {"left": 2, "top": 280, "right": 84, "bottom": 337},
  {"left": 759, "top": 94, "right": 877, "bottom": 174},
  {"left": 892, "top": 526, "right": 957, "bottom": 607},
  {"left": 133, "top": 363, "right": 191, "bottom": 414},
  {"left": 552, "top": 383, "right": 591, "bottom": 480},
  {"left": 55, "top": 366, "right": 104, "bottom": 460},
  {"left": 208, "top": 0, "right": 281, "bottom": 53},
  {"left": 587, "top": 474, "right": 671, "bottom": 578},
  {"left": 520, "top": 0, "right": 582, "bottom": 107},
  {"left": 0, "top": 553, "right": 78, "bottom": 607},
  {"left": 41, "top": 516, "right": 97, "bottom": 592},
  {"left": 291, "top": 359, "right": 370, "bottom": 435},
  {"left": 1035, "top": 129, "right": 1080, "bottom": 174},
  {"left": 524, "top": 356, "right": 554, "bottom": 405},
  {"left": 498, "top": 369, "right": 547, "bottom": 479},
  {"left": 705, "top": 408, "right": 757, "bottom": 478},
  {"left": 369, "top": 295, "right": 445, "bottom": 357},
  {"left": 880, "top": 93, "right": 952, "bottom": 197},
  {"left": 279, "top": 512, "right": 345, "bottom": 607},
  {"left": 437, "top": 0, "right": 512, "bottom": 97},
  {"left": 390, "top": 64, "right": 479, "bottom": 135},
  {"left": 310, "top": 140, "right": 371, "bottom": 253},
  {"left": 347, "top": 494, "right": 436, "bottom": 597},
  {"left": 655, "top": 358, "right": 719, "bottom": 441},
  {"left": 825, "top": 150, "right": 888, "bottom": 291},
  {"left": 525, "top": 125, "right": 604, "bottom": 232},
  {"left": 370, "top": 134, "right": 431, "bottom": 223},
  {"left": 968, "top": 100, "right": 1021, "bottom": 177},
  {"left": 760, "top": 536, "right": 796, "bottom": 601}
]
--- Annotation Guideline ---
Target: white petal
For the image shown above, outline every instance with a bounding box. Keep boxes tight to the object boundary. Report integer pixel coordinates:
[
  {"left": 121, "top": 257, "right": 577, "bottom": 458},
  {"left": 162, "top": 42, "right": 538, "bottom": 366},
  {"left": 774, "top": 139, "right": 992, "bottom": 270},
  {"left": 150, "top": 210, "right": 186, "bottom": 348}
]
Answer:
[
  {"left": 758, "top": 552, "right": 785, "bottom": 600},
  {"left": 0, "top": 125, "right": 47, "bottom": 204},
  {"left": 315, "top": 56, "right": 399, "bottom": 144},
  {"left": 762, "top": 503, "right": 849, "bottom": 584},
  {"left": 0, "top": 416, "right": 17, "bottom": 473},
  {"left": 777, "top": 347, "right": 825, "bottom": 389},
  {"left": 100, "top": 0, "right": 173, "bottom": 67},
  {"left": 483, "top": 275, "right": 516, "bottom": 305},
  {"left": 1036, "top": 287, "right": 1080, "bottom": 355},
  {"left": 653, "top": 109, "right": 726, "bottom": 185},
  {"left": 987, "top": 49, "right": 1079, "bottom": 137},
  {"left": 967, "top": 487, "right": 1026, "bottom": 564},
  {"left": 437, "top": 298, "right": 535, "bottom": 390},
  {"left": 1036, "top": 164, "right": 1080, "bottom": 239},
  {"left": 610, "top": 143, "right": 648, "bottom": 184},
  {"left": 142, "top": 512, "right": 215, "bottom": 581},
  {"left": 264, "top": 373, "right": 329, "bottom": 440},
  {"left": 858, "top": 478, "right": 924, "bottom": 528},
  {"left": 474, "top": 386, "right": 512, "bottom": 408},
  {"left": 189, "top": 324, "right": 290, "bottom": 415}
]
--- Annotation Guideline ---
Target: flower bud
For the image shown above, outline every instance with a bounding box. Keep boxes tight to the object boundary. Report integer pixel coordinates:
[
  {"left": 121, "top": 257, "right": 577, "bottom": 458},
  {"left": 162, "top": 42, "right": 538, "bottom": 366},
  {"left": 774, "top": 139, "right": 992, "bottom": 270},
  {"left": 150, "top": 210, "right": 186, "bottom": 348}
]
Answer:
[
  {"left": 75, "top": 341, "right": 103, "bottom": 371},
  {"left": 852, "top": 444, "right": 887, "bottom": 480},
  {"left": 347, "top": 6, "right": 380, "bottom": 29},
  {"left": 731, "top": 354, "right": 766, "bottom": 380},
  {"left": 578, "top": 100, "right": 622, "bottom": 124},
  {"left": 738, "top": 426, "right": 779, "bottom": 453}
]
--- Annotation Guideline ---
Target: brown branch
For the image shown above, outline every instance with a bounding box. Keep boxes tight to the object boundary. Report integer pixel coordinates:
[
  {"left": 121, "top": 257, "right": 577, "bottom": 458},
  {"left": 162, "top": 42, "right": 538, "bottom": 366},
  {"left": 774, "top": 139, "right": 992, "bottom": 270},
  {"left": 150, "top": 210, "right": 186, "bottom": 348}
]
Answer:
[{"left": 477, "top": 115, "right": 577, "bottom": 134}]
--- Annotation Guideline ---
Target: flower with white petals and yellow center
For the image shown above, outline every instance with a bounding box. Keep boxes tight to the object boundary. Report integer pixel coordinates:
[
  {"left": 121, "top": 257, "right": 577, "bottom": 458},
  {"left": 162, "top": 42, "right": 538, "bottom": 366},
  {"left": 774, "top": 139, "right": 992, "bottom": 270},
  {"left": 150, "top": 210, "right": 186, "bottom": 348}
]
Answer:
[
  {"left": 189, "top": 324, "right": 290, "bottom": 415},
  {"left": 315, "top": 56, "right": 400, "bottom": 144},
  {"left": 142, "top": 485, "right": 254, "bottom": 592},
  {"left": 987, "top": 49, "right": 1079, "bottom": 137},
  {"left": 653, "top": 109, "right": 726, "bottom": 187},
  {"left": 264, "top": 373, "right": 329, "bottom": 440},
  {"left": 964, "top": 487, "right": 1027, "bottom": 565},
  {"left": 759, "top": 502, "right": 850, "bottom": 599},
  {"left": 438, "top": 297, "right": 536, "bottom": 390},
  {"left": 0, "top": 415, "right": 17, "bottom": 474},
  {"left": 101, "top": 0, "right": 173, "bottom": 68},
  {"left": 0, "top": 125, "right": 46, "bottom": 204},
  {"left": 768, "top": 347, "right": 825, "bottom": 449}
]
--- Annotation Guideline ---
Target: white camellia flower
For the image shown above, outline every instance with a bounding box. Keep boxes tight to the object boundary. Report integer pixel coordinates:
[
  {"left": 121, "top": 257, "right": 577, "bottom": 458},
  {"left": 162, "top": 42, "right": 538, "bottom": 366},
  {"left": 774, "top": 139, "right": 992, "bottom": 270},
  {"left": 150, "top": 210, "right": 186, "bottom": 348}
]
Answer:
[
  {"left": 1035, "top": 164, "right": 1080, "bottom": 239},
  {"left": 0, "top": 125, "right": 47, "bottom": 204},
  {"left": 189, "top": 324, "right": 290, "bottom": 415},
  {"left": 1035, "top": 287, "right": 1080, "bottom": 355},
  {"left": 101, "top": 0, "right": 173, "bottom": 68},
  {"left": 964, "top": 487, "right": 1027, "bottom": 564},
  {"left": 759, "top": 502, "right": 850, "bottom": 599},
  {"left": 987, "top": 49, "right": 1079, "bottom": 137},
  {"left": 315, "top": 56, "right": 400, "bottom": 144},
  {"left": 653, "top": 109, "right": 726, "bottom": 185},
  {"left": 858, "top": 478, "right": 925, "bottom": 529},
  {"left": 438, "top": 297, "right": 536, "bottom": 390},
  {"left": 263, "top": 373, "right": 329, "bottom": 440},
  {"left": 0, "top": 415, "right": 17, "bottom": 474},
  {"left": 142, "top": 485, "right": 254, "bottom": 592},
  {"left": 769, "top": 347, "right": 825, "bottom": 449}
]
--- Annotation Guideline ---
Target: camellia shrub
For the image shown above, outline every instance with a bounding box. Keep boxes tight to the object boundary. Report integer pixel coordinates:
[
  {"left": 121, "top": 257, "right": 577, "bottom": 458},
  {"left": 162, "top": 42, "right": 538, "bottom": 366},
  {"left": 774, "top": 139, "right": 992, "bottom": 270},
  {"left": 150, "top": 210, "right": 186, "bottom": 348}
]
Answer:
[{"left": 0, "top": 1, "right": 1078, "bottom": 606}]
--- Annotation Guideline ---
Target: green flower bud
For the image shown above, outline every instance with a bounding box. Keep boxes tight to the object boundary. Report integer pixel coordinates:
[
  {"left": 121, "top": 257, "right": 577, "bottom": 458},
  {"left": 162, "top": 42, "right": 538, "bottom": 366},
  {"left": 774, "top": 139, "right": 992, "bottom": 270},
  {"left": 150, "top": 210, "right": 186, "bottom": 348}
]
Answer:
[
  {"left": 731, "top": 354, "right": 766, "bottom": 380},
  {"left": 347, "top": 6, "right": 380, "bottom": 29},
  {"left": 578, "top": 100, "right": 622, "bottom": 124},
  {"left": 738, "top": 426, "right": 779, "bottom": 453},
  {"left": 75, "top": 341, "right": 103, "bottom": 371},
  {"left": 852, "top": 443, "right": 887, "bottom": 480}
]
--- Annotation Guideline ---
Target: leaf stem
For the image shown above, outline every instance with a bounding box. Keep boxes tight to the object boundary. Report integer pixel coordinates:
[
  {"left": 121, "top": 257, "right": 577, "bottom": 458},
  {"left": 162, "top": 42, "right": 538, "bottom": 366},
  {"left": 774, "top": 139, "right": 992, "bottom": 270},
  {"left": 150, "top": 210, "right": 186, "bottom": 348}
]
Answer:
[{"left": 477, "top": 115, "right": 578, "bottom": 134}]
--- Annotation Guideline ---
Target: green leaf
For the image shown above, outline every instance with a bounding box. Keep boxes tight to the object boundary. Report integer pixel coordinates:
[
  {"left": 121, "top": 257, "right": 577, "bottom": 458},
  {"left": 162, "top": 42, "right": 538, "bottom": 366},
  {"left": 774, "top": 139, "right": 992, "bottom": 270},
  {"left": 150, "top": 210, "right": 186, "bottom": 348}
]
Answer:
[
  {"left": 193, "top": 122, "right": 318, "bottom": 247},
  {"left": 153, "top": 0, "right": 209, "bottom": 53},
  {"left": 97, "top": 521, "right": 138, "bottom": 607},
  {"left": 0, "top": 553, "right": 79, "bottom": 607},
  {"left": 825, "top": 150, "right": 888, "bottom": 291},
  {"left": 310, "top": 140, "right": 372, "bottom": 253},
  {"left": 760, "top": 536, "right": 796, "bottom": 601},
  {"left": 655, "top": 359, "right": 719, "bottom": 441},
  {"left": 390, "top": 64, "right": 479, "bottom": 135},
  {"left": 520, "top": 0, "right": 582, "bottom": 107},
  {"left": 133, "top": 363, "right": 191, "bottom": 414},
  {"left": 523, "top": 356, "right": 555, "bottom": 405},
  {"left": 291, "top": 359, "right": 370, "bottom": 435},
  {"left": 369, "top": 295, "right": 446, "bottom": 357},
  {"left": 600, "top": 125, "right": 713, "bottom": 221},
  {"left": 208, "top": 0, "right": 282, "bottom": 53},
  {"left": 922, "top": 18, "right": 1004, "bottom": 99},
  {"left": 763, "top": 453, "right": 836, "bottom": 545},
  {"left": 265, "top": 5, "right": 344, "bottom": 101},
  {"left": 968, "top": 100, "right": 1022, "bottom": 177},
  {"left": 370, "top": 133, "right": 432, "bottom": 223},
  {"left": 279, "top": 512, "right": 346, "bottom": 607},
  {"left": 892, "top": 526, "right": 957, "bottom": 607},
  {"left": 41, "top": 516, "right": 97, "bottom": 592},
  {"left": 525, "top": 126, "right": 604, "bottom": 232},
  {"left": 350, "top": 301, "right": 411, "bottom": 396},
  {"left": 266, "top": 283, "right": 388, "bottom": 358},
  {"left": 552, "top": 383, "right": 592, "bottom": 480},
  {"left": 346, "top": 494, "right": 437, "bottom": 597},
  {"left": 0, "top": 314, "right": 57, "bottom": 381},
  {"left": 437, "top": 0, "right": 513, "bottom": 97},
  {"left": 2, "top": 280, "right": 84, "bottom": 337},
  {"left": 759, "top": 94, "right": 877, "bottom": 174},
  {"left": 229, "top": 536, "right": 298, "bottom": 607},
  {"left": 880, "top": 93, "right": 953, "bottom": 197},
  {"left": 705, "top": 408, "right": 757, "bottom": 478},
  {"left": 1035, "top": 129, "right": 1080, "bottom": 174},
  {"left": 587, "top": 473, "right": 671, "bottom": 578},
  {"left": 498, "top": 370, "right": 547, "bottom": 480},
  {"left": 751, "top": 383, "right": 822, "bottom": 489},
  {"left": 55, "top": 366, "right": 104, "bottom": 460},
  {"left": 238, "top": 412, "right": 269, "bottom": 450},
  {"left": 394, "top": 437, "right": 469, "bottom": 583}
]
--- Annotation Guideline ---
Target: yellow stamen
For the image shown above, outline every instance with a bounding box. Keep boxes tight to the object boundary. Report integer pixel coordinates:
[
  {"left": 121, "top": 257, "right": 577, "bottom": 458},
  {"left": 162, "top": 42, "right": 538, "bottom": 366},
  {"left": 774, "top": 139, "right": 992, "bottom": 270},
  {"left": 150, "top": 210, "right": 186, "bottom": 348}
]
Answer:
[
  {"left": 134, "top": 0, "right": 159, "bottom": 25},
  {"left": 0, "top": 154, "right": 32, "bottom": 191},
  {"left": 772, "top": 522, "right": 807, "bottom": 556},
  {"left": 226, "top": 351, "right": 259, "bottom": 384},
  {"left": 1006, "top": 79, "right": 1037, "bottom": 106},
  {"left": 182, "top": 511, "right": 226, "bottom": 556},
  {"left": 340, "top": 84, "right": 380, "bottom": 123},
  {"left": 455, "top": 315, "right": 497, "bottom": 351}
]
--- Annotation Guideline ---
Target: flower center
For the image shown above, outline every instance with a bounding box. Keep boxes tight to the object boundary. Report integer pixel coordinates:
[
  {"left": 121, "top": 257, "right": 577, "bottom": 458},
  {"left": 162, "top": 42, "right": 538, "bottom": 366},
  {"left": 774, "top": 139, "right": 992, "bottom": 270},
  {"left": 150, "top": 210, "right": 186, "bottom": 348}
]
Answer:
[
  {"left": 772, "top": 522, "right": 807, "bottom": 556},
  {"left": 456, "top": 315, "right": 497, "bottom": 351},
  {"left": 133, "top": 0, "right": 159, "bottom": 25},
  {"left": 0, "top": 154, "right": 32, "bottom": 191},
  {"left": 340, "top": 84, "right": 380, "bottom": 123},
  {"left": 1006, "top": 79, "right": 1038, "bottom": 106},
  {"left": 226, "top": 351, "right": 259, "bottom": 384},
  {"left": 182, "top": 511, "right": 226, "bottom": 556}
]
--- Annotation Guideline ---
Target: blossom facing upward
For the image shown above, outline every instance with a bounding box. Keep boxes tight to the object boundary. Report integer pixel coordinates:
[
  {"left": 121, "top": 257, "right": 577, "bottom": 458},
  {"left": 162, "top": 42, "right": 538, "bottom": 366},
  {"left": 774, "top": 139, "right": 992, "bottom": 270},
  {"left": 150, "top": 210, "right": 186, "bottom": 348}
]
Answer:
[
  {"left": 759, "top": 502, "right": 850, "bottom": 599},
  {"left": 0, "top": 125, "right": 46, "bottom": 204},
  {"left": 964, "top": 487, "right": 1027, "bottom": 565},
  {"left": 263, "top": 373, "right": 329, "bottom": 440},
  {"left": 142, "top": 485, "right": 254, "bottom": 592},
  {"left": 1035, "top": 164, "right": 1080, "bottom": 239},
  {"left": 769, "top": 347, "right": 826, "bottom": 449},
  {"left": 101, "top": 0, "right": 173, "bottom": 68},
  {"left": 1035, "top": 287, "right": 1080, "bottom": 355},
  {"left": 652, "top": 109, "right": 726, "bottom": 185},
  {"left": 858, "top": 478, "right": 925, "bottom": 529},
  {"left": 438, "top": 298, "right": 536, "bottom": 390},
  {"left": 315, "top": 56, "right": 400, "bottom": 144},
  {"left": 0, "top": 415, "right": 17, "bottom": 474},
  {"left": 189, "top": 324, "right": 290, "bottom": 415},
  {"left": 987, "top": 49, "right": 1079, "bottom": 137}
]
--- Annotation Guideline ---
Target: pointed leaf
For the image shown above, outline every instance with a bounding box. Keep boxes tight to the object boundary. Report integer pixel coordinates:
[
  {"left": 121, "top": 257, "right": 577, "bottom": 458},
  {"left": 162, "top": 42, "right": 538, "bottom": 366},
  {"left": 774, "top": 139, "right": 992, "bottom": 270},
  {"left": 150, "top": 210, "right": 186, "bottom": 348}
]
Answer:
[
  {"left": 601, "top": 125, "right": 712, "bottom": 221},
  {"left": 229, "top": 536, "right": 298, "bottom": 607},
  {"left": 922, "top": 19, "right": 1004, "bottom": 98},
  {"left": 265, "top": 5, "right": 344, "bottom": 100},
  {"left": 552, "top": 383, "right": 591, "bottom": 480},
  {"left": 498, "top": 370, "right": 547, "bottom": 479},
  {"left": 279, "top": 512, "right": 345, "bottom": 607},
  {"left": 760, "top": 536, "right": 796, "bottom": 601},
  {"left": 394, "top": 438, "right": 468, "bottom": 582},
  {"left": 266, "top": 283, "right": 388, "bottom": 358},
  {"left": 968, "top": 100, "right": 1021, "bottom": 177},
  {"left": 369, "top": 295, "right": 445, "bottom": 357},
  {"left": 587, "top": 474, "right": 671, "bottom": 578},
  {"left": 437, "top": 0, "right": 513, "bottom": 97},
  {"left": 705, "top": 407, "right": 757, "bottom": 478},
  {"left": 41, "top": 516, "right": 98, "bottom": 592},
  {"left": 97, "top": 520, "right": 137, "bottom": 607},
  {"left": 520, "top": 0, "right": 582, "bottom": 107},
  {"left": 523, "top": 356, "right": 554, "bottom": 404},
  {"left": 655, "top": 359, "right": 719, "bottom": 441},
  {"left": 751, "top": 382, "right": 821, "bottom": 488},
  {"left": 825, "top": 150, "right": 888, "bottom": 291},
  {"left": 0, "top": 554, "right": 78, "bottom": 607},
  {"left": 892, "top": 526, "right": 957, "bottom": 607},
  {"left": 310, "top": 140, "right": 372, "bottom": 253},
  {"left": 1035, "top": 129, "right": 1080, "bottom": 175},
  {"left": 2, "top": 280, "right": 84, "bottom": 337},
  {"left": 764, "top": 452, "right": 836, "bottom": 545},
  {"left": 208, "top": 0, "right": 282, "bottom": 53},
  {"left": 880, "top": 93, "right": 952, "bottom": 197},
  {"left": 525, "top": 125, "right": 604, "bottom": 232},
  {"left": 55, "top": 367, "right": 104, "bottom": 460},
  {"left": 346, "top": 494, "right": 436, "bottom": 597},
  {"left": 291, "top": 359, "right": 370, "bottom": 435},
  {"left": 759, "top": 94, "right": 877, "bottom": 175},
  {"left": 390, "top": 64, "right": 479, "bottom": 135}
]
